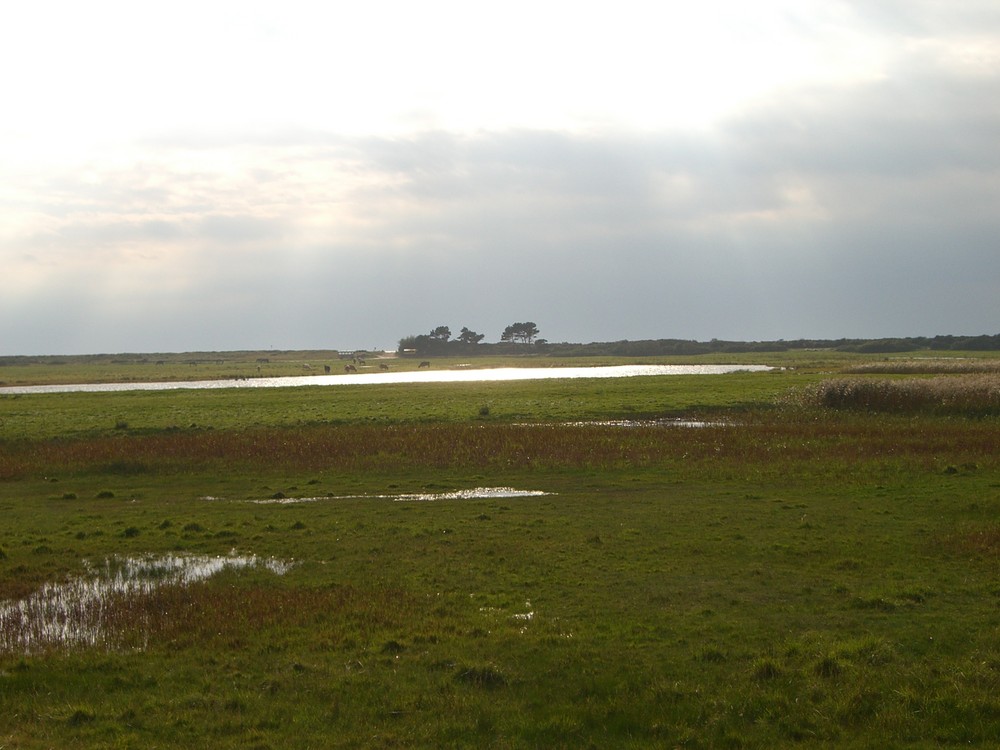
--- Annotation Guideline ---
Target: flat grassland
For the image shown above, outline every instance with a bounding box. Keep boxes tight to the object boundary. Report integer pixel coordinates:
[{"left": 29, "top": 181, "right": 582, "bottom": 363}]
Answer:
[{"left": 1, "top": 352, "right": 999, "bottom": 748}]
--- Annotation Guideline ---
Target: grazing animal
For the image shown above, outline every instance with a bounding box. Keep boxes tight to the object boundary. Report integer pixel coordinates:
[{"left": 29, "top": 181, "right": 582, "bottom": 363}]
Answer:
[
  {"left": 344, "top": 364, "right": 357, "bottom": 373},
  {"left": 357, "top": 358, "right": 366, "bottom": 366},
  {"left": 379, "top": 363, "right": 390, "bottom": 371},
  {"left": 324, "top": 365, "right": 331, "bottom": 374},
  {"left": 418, "top": 361, "right": 430, "bottom": 368}
]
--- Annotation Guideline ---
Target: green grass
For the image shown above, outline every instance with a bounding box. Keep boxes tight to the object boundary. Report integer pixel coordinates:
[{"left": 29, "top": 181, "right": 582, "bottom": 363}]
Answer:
[
  {"left": 0, "top": 368, "right": 814, "bottom": 442},
  {"left": 2, "top": 354, "right": 1000, "bottom": 747}
]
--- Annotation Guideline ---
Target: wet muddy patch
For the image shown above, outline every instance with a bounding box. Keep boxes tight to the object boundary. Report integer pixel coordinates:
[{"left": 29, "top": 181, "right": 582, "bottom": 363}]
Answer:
[{"left": 0, "top": 553, "right": 292, "bottom": 654}]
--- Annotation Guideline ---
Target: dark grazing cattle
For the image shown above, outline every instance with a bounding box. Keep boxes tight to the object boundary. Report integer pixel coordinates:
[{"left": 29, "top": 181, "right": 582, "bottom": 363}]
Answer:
[{"left": 418, "top": 361, "right": 430, "bottom": 368}]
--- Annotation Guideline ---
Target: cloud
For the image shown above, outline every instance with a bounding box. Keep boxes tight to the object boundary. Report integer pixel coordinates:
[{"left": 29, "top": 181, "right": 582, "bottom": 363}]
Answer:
[{"left": 2, "top": 1, "right": 999, "bottom": 353}]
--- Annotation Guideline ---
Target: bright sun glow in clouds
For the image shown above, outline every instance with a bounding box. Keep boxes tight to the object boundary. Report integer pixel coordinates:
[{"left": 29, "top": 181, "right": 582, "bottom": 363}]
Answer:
[
  {"left": 2, "top": 0, "right": 1000, "bottom": 353},
  {"left": 2, "top": 0, "right": 893, "bottom": 147}
]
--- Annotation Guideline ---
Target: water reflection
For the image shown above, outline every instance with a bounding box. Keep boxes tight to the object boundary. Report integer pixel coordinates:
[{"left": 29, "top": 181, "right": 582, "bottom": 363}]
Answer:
[
  {"left": 0, "top": 553, "right": 292, "bottom": 653},
  {"left": 252, "top": 486, "right": 551, "bottom": 504},
  {"left": 0, "top": 364, "right": 772, "bottom": 394},
  {"left": 558, "top": 418, "right": 717, "bottom": 428}
]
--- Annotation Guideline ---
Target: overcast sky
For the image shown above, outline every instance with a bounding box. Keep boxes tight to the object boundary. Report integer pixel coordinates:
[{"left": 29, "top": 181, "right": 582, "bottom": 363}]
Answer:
[{"left": 2, "top": 1, "right": 998, "bottom": 354}]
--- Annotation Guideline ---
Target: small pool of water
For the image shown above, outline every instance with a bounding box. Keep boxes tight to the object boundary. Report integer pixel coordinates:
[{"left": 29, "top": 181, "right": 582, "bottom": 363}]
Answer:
[
  {"left": 252, "top": 486, "right": 551, "bottom": 504},
  {"left": 542, "top": 418, "right": 720, "bottom": 428}
]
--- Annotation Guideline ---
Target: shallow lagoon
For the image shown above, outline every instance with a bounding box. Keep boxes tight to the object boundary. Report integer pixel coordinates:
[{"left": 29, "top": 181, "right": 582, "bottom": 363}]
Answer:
[{"left": 0, "top": 363, "right": 772, "bottom": 395}]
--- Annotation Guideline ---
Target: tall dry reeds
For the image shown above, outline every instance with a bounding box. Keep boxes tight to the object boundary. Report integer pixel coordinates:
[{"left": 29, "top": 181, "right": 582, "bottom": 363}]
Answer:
[
  {"left": 843, "top": 359, "right": 1000, "bottom": 375},
  {"left": 796, "top": 374, "right": 1000, "bottom": 415}
]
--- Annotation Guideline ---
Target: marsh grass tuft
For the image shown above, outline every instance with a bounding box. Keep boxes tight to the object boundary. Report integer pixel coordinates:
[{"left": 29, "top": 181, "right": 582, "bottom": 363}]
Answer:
[
  {"left": 751, "top": 657, "right": 782, "bottom": 681},
  {"left": 67, "top": 708, "right": 96, "bottom": 726},
  {"left": 842, "top": 636, "right": 895, "bottom": 667},
  {"left": 455, "top": 664, "right": 508, "bottom": 689},
  {"left": 696, "top": 647, "right": 727, "bottom": 663},
  {"left": 814, "top": 655, "right": 844, "bottom": 678}
]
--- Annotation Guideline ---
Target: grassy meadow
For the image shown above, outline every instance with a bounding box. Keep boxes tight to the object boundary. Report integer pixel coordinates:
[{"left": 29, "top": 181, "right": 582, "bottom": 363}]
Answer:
[{"left": 1, "top": 352, "right": 1000, "bottom": 747}]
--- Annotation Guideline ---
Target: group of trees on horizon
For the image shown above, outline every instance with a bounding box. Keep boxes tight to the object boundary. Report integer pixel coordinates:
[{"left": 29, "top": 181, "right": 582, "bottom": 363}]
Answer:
[{"left": 398, "top": 322, "right": 542, "bottom": 356}]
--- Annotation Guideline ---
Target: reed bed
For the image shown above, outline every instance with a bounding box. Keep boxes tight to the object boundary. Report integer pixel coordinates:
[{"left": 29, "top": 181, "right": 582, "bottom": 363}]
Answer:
[
  {"left": 843, "top": 359, "right": 1000, "bottom": 374},
  {"left": 794, "top": 374, "right": 1000, "bottom": 415}
]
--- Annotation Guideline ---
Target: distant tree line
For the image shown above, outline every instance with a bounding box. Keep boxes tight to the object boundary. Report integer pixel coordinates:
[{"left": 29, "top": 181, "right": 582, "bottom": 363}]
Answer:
[
  {"left": 395, "top": 330, "right": 1000, "bottom": 358},
  {"left": 2, "top": 333, "right": 998, "bottom": 365},
  {"left": 545, "top": 334, "right": 1000, "bottom": 357}
]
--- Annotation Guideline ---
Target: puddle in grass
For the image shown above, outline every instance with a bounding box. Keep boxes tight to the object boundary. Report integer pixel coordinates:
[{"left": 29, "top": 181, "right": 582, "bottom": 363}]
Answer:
[
  {"left": 252, "top": 486, "right": 551, "bottom": 504},
  {"left": 560, "top": 418, "right": 718, "bottom": 428},
  {"left": 392, "top": 487, "right": 550, "bottom": 502},
  {"left": 0, "top": 553, "right": 292, "bottom": 653}
]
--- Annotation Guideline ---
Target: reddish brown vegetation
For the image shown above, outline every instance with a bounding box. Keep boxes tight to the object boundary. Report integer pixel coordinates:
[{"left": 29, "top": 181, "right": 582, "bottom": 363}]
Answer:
[
  {"left": 2, "top": 417, "right": 997, "bottom": 480},
  {"left": 938, "top": 525, "right": 1000, "bottom": 560},
  {"left": 2, "top": 581, "right": 416, "bottom": 656}
]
